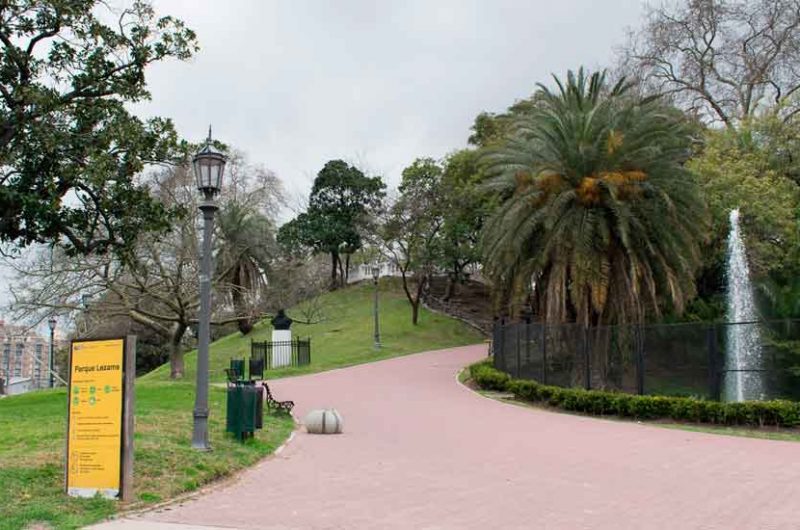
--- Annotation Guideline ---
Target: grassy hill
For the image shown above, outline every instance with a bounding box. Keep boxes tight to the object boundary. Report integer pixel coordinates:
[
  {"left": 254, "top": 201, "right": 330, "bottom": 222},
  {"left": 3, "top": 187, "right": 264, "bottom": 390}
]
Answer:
[
  {"left": 0, "top": 279, "right": 482, "bottom": 530},
  {"left": 144, "top": 278, "right": 484, "bottom": 383}
]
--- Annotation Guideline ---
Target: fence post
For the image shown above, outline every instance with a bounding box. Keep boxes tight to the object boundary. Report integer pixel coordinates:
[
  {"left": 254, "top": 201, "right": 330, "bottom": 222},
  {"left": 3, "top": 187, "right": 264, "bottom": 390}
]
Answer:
[
  {"left": 541, "top": 323, "right": 548, "bottom": 385},
  {"left": 496, "top": 318, "right": 506, "bottom": 373},
  {"left": 583, "top": 326, "right": 591, "bottom": 390},
  {"left": 524, "top": 315, "right": 531, "bottom": 380},
  {"left": 515, "top": 321, "right": 522, "bottom": 378},
  {"left": 635, "top": 325, "right": 645, "bottom": 395},
  {"left": 491, "top": 319, "right": 498, "bottom": 364},
  {"left": 490, "top": 317, "right": 497, "bottom": 358},
  {"left": 707, "top": 325, "right": 720, "bottom": 400}
]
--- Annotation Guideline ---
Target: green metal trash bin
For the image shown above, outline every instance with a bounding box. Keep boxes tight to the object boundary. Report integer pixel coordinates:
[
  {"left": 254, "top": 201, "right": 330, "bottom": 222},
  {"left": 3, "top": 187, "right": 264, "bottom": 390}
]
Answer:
[
  {"left": 226, "top": 384, "right": 244, "bottom": 438},
  {"left": 226, "top": 381, "right": 263, "bottom": 440},
  {"left": 230, "top": 359, "right": 246, "bottom": 380}
]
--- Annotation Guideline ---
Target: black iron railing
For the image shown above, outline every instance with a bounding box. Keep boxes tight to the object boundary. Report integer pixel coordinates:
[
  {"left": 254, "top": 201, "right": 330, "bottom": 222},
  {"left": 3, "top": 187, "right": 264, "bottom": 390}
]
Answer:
[
  {"left": 250, "top": 338, "right": 312, "bottom": 370},
  {"left": 491, "top": 318, "right": 800, "bottom": 401}
]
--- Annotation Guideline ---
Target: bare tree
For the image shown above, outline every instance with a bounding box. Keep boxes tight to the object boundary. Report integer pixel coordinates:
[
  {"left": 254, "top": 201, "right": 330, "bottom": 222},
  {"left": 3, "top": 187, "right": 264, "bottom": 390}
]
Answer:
[
  {"left": 8, "top": 226, "right": 247, "bottom": 379},
  {"left": 265, "top": 254, "right": 330, "bottom": 324},
  {"left": 7, "top": 156, "right": 284, "bottom": 379},
  {"left": 620, "top": 0, "right": 800, "bottom": 126}
]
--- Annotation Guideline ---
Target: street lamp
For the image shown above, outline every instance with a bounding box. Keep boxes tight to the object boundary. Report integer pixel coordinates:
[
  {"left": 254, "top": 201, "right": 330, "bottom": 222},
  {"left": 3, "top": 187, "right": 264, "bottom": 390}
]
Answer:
[
  {"left": 47, "top": 317, "right": 56, "bottom": 388},
  {"left": 372, "top": 265, "right": 381, "bottom": 350},
  {"left": 191, "top": 127, "right": 227, "bottom": 451},
  {"left": 80, "top": 294, "right": 92, "bottom": 336}
]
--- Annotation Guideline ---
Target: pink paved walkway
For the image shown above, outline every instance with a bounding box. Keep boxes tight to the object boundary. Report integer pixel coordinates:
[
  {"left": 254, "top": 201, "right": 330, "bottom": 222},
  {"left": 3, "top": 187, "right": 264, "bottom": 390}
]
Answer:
[{"left": 103, "top": 345, "right": 800, "bottom": 529}]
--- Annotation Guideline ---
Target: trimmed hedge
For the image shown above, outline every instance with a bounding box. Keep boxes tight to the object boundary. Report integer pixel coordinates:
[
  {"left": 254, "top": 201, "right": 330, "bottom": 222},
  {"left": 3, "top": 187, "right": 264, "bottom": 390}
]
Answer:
[{"left": 469, "top": 360, "right": 800, "bottom": 428}]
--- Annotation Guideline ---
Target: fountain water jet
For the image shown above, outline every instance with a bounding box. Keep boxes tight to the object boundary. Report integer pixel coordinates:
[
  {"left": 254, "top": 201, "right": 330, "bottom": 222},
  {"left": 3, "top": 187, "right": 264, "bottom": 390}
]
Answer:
[{"left": 723, "top": 208, "right": 763, "bottom": 402}]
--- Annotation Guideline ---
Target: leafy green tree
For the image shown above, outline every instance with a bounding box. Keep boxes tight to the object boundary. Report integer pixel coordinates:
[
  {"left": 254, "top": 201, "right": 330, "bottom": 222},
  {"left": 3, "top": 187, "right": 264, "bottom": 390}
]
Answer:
[
  {"left": 438, "top": 149, "right": 494, "bottom": 298},
  {"left": 381, "top": 158, "right": 444, "bottom": 325},
  {"left": 278, "top": 160, "right": 385, "bottom": 289},
  {"left": 0, "top": 0, "right": 197, "bottom": 254},
  {"left": 688, "top": 115, "right": 800, "bottom": 302},
  {"left": 481, "top": 69, "right": 708, "bottom": 326},
  {"left": 468, "top": 112, "right": 507, "bottom": 147}
]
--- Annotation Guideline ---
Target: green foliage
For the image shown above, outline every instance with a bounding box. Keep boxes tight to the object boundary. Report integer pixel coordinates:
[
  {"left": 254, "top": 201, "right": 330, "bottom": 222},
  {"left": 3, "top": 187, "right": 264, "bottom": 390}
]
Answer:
[
  {"left": 688, "top": 117, "right": 800, "bottom": 281},
  {"left": 468, "top": 112, "right": 508, "bottom": 147},
  {"left": 277, "top": 160, "right": 385, "bottom": 288},
  {"left": 438, "top": 149, "right": 495, "bottom": 285},
  {"left": 216, "top": 202, "right": 277, "bottom": 334},
  {"left": 470, "top": 361, "right": 800, "bottom": 428},
  {"left": 0, "top": 0, "right": 198, "bottom": 255},
  {"left": 382, "top": 158, "right": 445, "bottom": 323},
  {"left": 481, "top": 68, "right": 708, "bottom": 325}
]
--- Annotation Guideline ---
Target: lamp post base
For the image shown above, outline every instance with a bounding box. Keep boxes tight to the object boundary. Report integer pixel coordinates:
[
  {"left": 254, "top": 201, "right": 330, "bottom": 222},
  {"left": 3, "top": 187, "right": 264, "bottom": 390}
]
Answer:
[{"left": 191, "top": 409, "right": 211, "bottom": 451}]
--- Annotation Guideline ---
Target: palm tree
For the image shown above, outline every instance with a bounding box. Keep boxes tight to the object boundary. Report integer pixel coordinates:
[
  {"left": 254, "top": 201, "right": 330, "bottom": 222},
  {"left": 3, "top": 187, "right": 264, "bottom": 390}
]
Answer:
[
  {"left": 481, "top": 68, "right": 708, "bottom": 327},
  {"left": 216, "top": 202, "right": 276, "bottom": 334}
]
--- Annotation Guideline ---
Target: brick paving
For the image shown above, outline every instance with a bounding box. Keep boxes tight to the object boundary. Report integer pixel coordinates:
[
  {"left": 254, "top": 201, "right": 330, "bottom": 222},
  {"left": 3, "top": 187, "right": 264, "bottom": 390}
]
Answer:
[{"left": 95, "top": 344, "right": 800, "bottom": 529}]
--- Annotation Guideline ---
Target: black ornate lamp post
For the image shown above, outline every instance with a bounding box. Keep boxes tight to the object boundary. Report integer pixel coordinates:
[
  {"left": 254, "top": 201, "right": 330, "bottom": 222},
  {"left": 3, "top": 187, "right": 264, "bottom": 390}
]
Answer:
[
  {"left": 47, "top": 316, "right": 56, "bottom": 388},
  {"left": 191, "top": 127, "right": 227, "bottom": 451},
  {"left": 372, "top": 265, "right": 381, "bottom": 350}
]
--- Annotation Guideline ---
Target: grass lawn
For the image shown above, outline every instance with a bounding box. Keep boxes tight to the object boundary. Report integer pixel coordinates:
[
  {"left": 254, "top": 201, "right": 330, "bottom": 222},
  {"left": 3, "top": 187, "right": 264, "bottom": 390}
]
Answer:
[
  {"left": 144, "top": 279, "right": 484, "bottom": 383},
  {"left": 0, "top": 383, "right": 294, "bottom": 530}
]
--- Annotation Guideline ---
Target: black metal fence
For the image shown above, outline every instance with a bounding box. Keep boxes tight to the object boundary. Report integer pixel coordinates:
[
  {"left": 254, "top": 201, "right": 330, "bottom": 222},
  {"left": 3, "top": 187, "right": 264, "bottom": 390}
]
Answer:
[
  {"left": 492, "top": 319, "right": 800, "bottom": 401},
  {"left": 250, "top": 338, "right": 311, "bottom": 370}
]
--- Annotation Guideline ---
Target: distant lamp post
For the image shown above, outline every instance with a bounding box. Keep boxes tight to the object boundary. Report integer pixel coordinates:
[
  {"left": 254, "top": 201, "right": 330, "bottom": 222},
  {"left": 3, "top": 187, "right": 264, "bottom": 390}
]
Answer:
[
  {"left": 191, "top": 127, "right": 227, "bottom": 451},
  {"left": 372, "top": 265, "right": 381, "bottom": 350},
  {"left": 47, "top": 317, "right": 56, "bottom": 388},
  {"left": 80, "top": 294, "right": 91, "bottom": 336}
]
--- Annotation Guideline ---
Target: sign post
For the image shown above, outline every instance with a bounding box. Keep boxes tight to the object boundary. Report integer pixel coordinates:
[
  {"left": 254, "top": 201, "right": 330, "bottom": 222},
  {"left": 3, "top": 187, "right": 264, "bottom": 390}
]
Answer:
[{"left": 66, "top": 336, "right": 136, "bottom": 501}]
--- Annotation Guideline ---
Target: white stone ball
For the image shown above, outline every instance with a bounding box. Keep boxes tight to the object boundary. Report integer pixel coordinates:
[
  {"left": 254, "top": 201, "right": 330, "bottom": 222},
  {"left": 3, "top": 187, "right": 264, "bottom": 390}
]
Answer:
[{"left": 304, "top": 408, "right": 343, "bottom": 434}]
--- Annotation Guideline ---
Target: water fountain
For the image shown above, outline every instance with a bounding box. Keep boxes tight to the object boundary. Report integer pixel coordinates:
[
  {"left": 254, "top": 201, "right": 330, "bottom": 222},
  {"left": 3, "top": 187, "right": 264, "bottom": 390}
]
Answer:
[{"left": 723, "top": 208, "right": 763, "bottom": 402}]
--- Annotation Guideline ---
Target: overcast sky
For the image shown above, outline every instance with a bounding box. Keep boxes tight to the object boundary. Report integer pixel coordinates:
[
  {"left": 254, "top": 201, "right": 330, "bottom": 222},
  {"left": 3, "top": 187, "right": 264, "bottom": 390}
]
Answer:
[
  {"left": 139, "top": 0, "right": 645, "bottom": 202},
  {"left": 0, "top": 0, "right": 646, "bottom": 316}
]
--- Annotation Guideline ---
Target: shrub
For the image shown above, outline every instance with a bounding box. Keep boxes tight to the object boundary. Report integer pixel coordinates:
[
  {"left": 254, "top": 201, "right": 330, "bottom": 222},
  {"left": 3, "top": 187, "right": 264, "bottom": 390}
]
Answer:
[
  {"left": 469, "top": 361, "right": 511, "bottom": 391},
  {"left": 468, "top": 360, "right": 800, "bottom": 429}
]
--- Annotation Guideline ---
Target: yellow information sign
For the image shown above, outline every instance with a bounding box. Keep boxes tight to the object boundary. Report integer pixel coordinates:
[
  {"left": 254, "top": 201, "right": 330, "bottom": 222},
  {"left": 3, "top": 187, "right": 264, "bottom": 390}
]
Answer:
[{"left": 67, "top": 339, "right": 126, "bottom": 499}]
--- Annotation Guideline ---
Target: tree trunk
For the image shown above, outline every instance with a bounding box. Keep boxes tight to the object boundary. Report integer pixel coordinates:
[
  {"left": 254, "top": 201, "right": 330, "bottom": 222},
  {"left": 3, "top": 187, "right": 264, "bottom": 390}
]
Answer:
[
  {"left": 330, "top": 251, "right": 338, "bottom": 290},
  {"left": 345, "top": 253, "right": 351, "bottom": 284},
  {"left": 399, "top": 269, "right": 415, "bottom": 323},
  {"left": 169, "top": 343, "right": 184, "bottom": 379},
  {"left": 444, "top": 272, "right": 456, "bottom": 301},
  {"left": 411, "top": 300, "right": 420, "bottom": 325},
  {"left": 231, "top": 266, "right": 255, "bottom": 335},
  {"left": 413, "top": 273, "right": 427, "bottom": 326},
  {"left": 337, "top": 254, "right": 345, "bottom": 288},
  {"left": 168, "top": 322, "right": 188, "bottom": 379}
]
